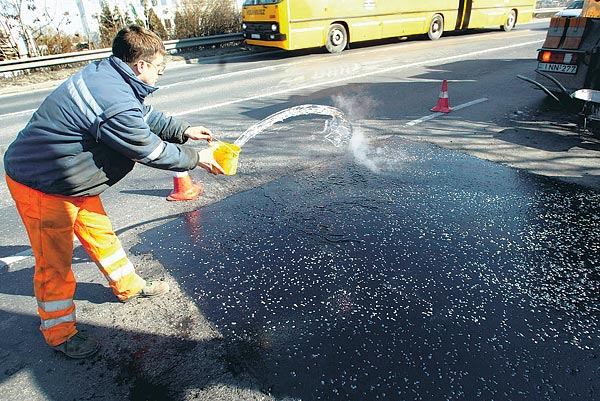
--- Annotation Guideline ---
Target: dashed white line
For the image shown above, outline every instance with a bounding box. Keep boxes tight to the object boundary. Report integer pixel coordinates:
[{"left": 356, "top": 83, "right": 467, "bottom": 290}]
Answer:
[{"left": 406, "top": 97, "right": 488, "bottom": 126}]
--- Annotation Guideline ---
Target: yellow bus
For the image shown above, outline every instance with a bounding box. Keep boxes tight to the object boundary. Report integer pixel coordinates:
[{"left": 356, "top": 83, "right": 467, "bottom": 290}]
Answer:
[{"left": 241, "top": 0, "right": 536, "bottom": 53}]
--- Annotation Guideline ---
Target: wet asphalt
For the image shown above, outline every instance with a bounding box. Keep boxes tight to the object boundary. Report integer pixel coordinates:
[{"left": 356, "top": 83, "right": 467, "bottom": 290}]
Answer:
[{"left": 133, "top": 135, "right": 600, "bottom": 401}]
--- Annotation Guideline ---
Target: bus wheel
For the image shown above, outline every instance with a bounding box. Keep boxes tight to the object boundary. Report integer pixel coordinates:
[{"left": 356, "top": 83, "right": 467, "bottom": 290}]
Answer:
[
  {"left": 326, "top": 24, "right": 348, "bottom": 53},
  {"left": 428, "top": 14, "right": 444, "bottom": 40},
  {"left": 502, "top": 10, "right": 517, "bottom": 32}
]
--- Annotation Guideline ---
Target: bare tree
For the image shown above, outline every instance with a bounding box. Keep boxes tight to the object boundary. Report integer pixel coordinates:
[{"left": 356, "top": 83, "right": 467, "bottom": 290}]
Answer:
[
  {"left": 146, "top": 6, "right": 168, "bottom": 39},
  {"left": 97, "top": 2, "right": 132, "bottom": 48},
  {"left": 0, "top": 19, "right": 19, "bottom": 59},
  {"left": 0, "top": 0, "right": 241, "bottom": 61},
  {"left": 0, "top": 0, "right": 38, "bottom": 58},
  {"left": 0, "top": 0, "right": 72, "bottom": 58}
]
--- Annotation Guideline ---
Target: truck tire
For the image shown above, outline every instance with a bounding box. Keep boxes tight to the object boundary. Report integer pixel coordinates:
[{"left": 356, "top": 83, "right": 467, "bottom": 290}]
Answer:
[{"left": 326, "top": 24, "right": 348, "bottom": 53}]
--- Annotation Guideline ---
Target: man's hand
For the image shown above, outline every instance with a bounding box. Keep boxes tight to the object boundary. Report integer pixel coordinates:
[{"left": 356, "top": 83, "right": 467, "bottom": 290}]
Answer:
[
  {"left": 197, "top": 148, "right": 225, "bottom": 175},
  {"left": 185, "top": 126, "right": 213, "bottom": 142}
]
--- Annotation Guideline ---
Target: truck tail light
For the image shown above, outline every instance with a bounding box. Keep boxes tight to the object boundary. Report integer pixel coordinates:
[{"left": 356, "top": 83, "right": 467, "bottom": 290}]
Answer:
[{"left": 538, "top": 50, "right": 578, "bottom": 64}]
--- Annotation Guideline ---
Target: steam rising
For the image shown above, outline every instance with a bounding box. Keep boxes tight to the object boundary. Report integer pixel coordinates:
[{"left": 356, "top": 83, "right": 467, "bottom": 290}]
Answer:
[{"left": 332, "top": 94, "right": 393, "bottom": 174}]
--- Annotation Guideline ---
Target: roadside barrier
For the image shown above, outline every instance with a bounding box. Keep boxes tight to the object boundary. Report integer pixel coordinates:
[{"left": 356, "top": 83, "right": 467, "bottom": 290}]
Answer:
[{"left": 0, "top": 33, "right": 244, "bottom": 74}]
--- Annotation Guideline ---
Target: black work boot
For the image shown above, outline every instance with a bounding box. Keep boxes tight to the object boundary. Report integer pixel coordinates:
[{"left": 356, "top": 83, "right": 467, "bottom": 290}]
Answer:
[{"left": 52, "top": 332, "right": 100, "bottom": 359}]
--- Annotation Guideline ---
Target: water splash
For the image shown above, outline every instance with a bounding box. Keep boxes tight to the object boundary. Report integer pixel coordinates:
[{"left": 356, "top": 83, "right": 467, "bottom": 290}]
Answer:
[{"left": 234, "top": 104, "right": 353, "bottom": 148}]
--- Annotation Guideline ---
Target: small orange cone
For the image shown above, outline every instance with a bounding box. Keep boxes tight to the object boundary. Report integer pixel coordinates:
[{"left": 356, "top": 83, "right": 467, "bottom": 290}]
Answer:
[
  {"left": 167, "top": 171, "right": 203, "bottom": 201},
  {"left": 431, "top": 80, "right": 452, "bottom": 113}
]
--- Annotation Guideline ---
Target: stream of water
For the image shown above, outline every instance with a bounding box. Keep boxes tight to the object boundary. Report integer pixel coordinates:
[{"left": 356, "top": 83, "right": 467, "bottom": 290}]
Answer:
[{"left": 234, "top": 104, "right": 353, "bottom": 148}]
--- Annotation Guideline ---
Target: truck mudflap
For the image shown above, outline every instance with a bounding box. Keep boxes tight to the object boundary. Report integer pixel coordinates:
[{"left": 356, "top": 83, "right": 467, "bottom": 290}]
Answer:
[{"left": 518, "top": 74, "right": 600, "bottom": 133}]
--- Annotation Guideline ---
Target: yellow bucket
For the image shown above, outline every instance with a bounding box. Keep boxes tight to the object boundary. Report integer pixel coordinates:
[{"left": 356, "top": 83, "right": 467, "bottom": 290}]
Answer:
[{"left": 211, "top": 141, "right": 240, "bottom": 175}]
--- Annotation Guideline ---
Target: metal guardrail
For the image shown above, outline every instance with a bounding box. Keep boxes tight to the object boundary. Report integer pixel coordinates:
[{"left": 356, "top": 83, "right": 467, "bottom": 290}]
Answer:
[
  {"left": 0, "top": 9, "right": 562, "bottom": 74},
  {"left": 0, "top": 32, "right": 244, "bottom": 74}
]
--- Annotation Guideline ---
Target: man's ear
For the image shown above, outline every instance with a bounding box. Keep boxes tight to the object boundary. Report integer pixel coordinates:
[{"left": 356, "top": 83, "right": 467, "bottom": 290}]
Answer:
[{"left": 130, "top": 60, "right": 143, "bottom": 76}]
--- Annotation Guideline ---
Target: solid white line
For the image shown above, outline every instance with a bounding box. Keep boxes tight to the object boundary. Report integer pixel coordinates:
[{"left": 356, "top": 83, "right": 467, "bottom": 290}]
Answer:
[
  {"left": 2, "top": 108, "right": 37, "bottom": 118},
  {"left": 406, "top": 98, "right": 488, "bottom": 126},
  {"left": 171, "top": 40, "right": 542, "bottom": 116},
  {"left": 161, "top": 61, "right": 303, "bottom": 89}
]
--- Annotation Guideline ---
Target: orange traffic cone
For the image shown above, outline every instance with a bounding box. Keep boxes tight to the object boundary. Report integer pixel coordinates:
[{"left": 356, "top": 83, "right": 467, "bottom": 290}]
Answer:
[
  {"left": 431, "top": 80, "right": 452, "bottom": 113},
  {"left": 167, "top": 171, "right": 203, "bottom": 201}
]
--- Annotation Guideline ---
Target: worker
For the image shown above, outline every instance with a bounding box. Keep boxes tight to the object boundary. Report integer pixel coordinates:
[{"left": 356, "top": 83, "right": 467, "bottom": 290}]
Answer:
[{"left": 3, "top": 25, "right": 224, "bottom": 359}]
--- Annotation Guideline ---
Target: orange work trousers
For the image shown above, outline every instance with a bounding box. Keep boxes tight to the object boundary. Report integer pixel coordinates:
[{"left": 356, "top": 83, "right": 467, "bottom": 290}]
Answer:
[{"left": 6, "top": 175, "right": 146, "bottom": 346}]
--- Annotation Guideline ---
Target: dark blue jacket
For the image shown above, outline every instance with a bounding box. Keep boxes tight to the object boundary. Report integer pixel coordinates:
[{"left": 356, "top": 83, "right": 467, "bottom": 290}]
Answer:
[{"left": 4, "top": 55, "right": 199, "bottom": 196}]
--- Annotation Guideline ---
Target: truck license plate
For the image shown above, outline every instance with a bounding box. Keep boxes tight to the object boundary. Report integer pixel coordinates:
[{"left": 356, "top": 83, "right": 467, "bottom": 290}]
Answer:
[
  {"left": 537, "top": 62, "right": 578, "bottom": 74},
  {"left": 251, "top": 34, "right": 261, "bottom": 39}
]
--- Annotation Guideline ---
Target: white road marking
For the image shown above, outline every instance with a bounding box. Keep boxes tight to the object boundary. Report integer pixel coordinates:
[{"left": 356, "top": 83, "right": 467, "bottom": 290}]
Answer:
[
  {"left": 406, "top": 98, "right": 489, "bottom": 126},
  {"left": 0, "top": 249, "right": 34, "bottom": 268},
  {"left": 172, "top": 40, "right": 541, "bottom": 116},
  {"left": 1, "top": 108, "right": 37, "bottom": 118}
]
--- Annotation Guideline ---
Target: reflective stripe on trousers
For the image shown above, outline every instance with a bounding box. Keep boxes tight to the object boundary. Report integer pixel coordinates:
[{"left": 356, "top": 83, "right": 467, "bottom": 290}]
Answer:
[{"left": 5, "top": 175, "right": 145, "bottom": 346}]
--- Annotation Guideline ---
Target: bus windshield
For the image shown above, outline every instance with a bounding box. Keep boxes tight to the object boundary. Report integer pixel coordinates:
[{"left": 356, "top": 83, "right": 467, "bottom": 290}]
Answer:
[{"left": 243, "top": 0, "right": 282, "bottom": 5}]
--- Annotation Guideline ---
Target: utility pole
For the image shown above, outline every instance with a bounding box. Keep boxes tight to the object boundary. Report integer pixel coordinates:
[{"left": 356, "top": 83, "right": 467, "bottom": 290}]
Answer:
[{"left": 75, "top": 0, "right": 91, "bottom": 38}]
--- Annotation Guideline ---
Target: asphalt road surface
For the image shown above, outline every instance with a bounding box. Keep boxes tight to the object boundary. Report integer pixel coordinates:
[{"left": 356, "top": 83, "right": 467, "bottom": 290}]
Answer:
[{"left": 0, "top": 19, "right": 599, "bottom": 401}]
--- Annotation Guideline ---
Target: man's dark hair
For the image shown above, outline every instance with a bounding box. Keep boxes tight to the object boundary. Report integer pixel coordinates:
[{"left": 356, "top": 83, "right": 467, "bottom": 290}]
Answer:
[{"left": 112, "top": 25, "right": 166, "bottom": 63}]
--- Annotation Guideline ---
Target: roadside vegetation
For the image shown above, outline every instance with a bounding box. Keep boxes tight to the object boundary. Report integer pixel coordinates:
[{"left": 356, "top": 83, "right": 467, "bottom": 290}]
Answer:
[
  {"left": 1, "top": 0, "right": 241, "bottom": 58},
  {"left": 0, "top": 0, "right": 242, "bottom": 86}
]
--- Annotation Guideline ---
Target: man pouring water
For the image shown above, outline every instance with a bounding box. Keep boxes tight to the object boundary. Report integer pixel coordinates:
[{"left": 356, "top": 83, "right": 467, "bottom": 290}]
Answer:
[{"left": 3, "top": 25, "right": 224, "bottom": 358}]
